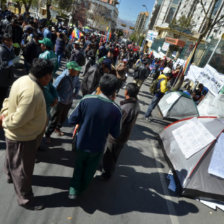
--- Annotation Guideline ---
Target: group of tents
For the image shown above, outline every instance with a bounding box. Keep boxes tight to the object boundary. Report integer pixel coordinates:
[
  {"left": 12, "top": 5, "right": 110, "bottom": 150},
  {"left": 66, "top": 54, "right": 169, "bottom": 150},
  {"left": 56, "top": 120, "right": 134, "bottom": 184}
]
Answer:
[{"left": 157, "top": 89, "right": 224, "bottom": 205}]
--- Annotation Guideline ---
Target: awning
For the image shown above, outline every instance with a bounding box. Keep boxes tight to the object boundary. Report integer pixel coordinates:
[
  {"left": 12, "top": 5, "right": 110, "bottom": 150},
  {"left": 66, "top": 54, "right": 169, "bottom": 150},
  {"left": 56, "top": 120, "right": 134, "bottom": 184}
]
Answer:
[{"left": 165, "top": 37, "right": 185, "bottom": 47}]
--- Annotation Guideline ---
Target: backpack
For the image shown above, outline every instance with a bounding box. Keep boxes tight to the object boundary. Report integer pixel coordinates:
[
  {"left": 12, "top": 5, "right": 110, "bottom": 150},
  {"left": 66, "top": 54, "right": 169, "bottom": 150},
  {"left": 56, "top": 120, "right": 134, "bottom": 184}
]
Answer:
[{"left": 150, "top": 78, "right": 164, "bottom": 95}]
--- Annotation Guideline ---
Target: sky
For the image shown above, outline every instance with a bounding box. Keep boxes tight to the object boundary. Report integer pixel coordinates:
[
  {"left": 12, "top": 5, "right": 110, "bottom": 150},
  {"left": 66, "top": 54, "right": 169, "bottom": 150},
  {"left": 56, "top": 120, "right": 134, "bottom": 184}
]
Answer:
[{"left": 118, "top": 0, "right": 156, "bottom": 23}]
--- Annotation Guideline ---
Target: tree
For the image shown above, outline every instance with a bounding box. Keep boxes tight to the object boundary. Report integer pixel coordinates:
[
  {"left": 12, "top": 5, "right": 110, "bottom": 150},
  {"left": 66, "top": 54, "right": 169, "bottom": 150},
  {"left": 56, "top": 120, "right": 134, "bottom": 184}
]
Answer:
[
  {"left": 170, "top": 15, "right": 193, "bottom": 33},
  {"left": 22, "top": 0, "right": 33, "bottom": 13},
  {"left": 173, "top": 0, "right": 224, "bottom": 90},
  {"left": 129, "top": 32, "right": 138, "bottom": 43}
]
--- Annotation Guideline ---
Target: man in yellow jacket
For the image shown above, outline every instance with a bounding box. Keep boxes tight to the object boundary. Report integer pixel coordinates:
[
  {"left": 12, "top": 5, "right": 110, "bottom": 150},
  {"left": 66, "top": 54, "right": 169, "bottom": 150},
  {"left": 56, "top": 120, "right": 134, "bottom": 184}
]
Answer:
[
  {"left": 145, "top": 70, "right": 172, "bottom": 120},
  {"left": 0, "top": 58, "right": 54, "bottom": 210}
]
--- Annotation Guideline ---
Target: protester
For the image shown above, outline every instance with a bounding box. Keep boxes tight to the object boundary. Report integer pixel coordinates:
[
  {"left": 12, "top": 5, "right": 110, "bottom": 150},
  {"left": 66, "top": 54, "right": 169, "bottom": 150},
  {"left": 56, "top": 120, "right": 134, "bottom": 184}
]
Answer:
[
  {"left": 70, "top": 40, "right": 86, "bottom": 67},
  {"left": 133, "top": 60, "right": 150, "bottom": 88},
  {"left": 116, "top": 58, "right": 128, "bottom": 92},
  {"left": 39, "top": 37, "right": 58, "bottom": 76},
  {"left": 23, "top": 31, "right": 42, "bottom": 73},
  {"left": 55, "top": 32, "right": 66, "bottom": 67},
  {"left": 192, "top": 83, "right": 208, "bottom": 104},
  {"left": 68, "top": 74, "right": 122, "bottom": 199},
  {"left": 81, "top": 58, "right": 112, "bottom": 96},
  {"left": 45, "top": 61, "right": 81, "bottom": 140},
  {"left": 145, "top": 68, "right": 172, "bottom": 120},
  {"left": 0, "top": 33, "right": 16, "bottom": 109},
  {"left": 101, "top": 83, "right": 140, "bottom": 179},
  {"left": 0, "top": 58, "right": 54, "bottom": 210}
]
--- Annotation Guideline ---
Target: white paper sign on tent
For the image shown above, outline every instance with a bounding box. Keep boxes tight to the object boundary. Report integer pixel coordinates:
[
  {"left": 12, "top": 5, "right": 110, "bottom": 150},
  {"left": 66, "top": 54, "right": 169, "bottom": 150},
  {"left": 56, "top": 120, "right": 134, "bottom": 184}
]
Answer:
[
  {"left": 208, "top": 133, "right": 224, "bottom": 179},
  {"left": 166, "top": 92, "right": 180, "bottom": 104},
  {"left": 172, "top": 118, "right": 216, "bottom": 159}
]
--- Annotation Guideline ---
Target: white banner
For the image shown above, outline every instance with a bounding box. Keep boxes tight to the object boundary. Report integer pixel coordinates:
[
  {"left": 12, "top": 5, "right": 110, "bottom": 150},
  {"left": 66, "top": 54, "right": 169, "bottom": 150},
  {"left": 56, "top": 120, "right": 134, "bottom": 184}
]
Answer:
[{"left": 185, "top": 64, "right": 224, "bottom": 96}]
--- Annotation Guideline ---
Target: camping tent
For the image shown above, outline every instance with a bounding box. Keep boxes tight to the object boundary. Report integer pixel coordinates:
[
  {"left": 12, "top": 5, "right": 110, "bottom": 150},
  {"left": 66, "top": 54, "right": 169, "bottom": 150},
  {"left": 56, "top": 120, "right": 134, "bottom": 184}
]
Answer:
[
  {"left": 158, "top": 91, "right": 199, "bottom": 120},
  {"left": 198, "top": 91, "right": 224, "bottom": 117},
  {"left": 160, "top": 117, "right": 224, "bottom": 201}
]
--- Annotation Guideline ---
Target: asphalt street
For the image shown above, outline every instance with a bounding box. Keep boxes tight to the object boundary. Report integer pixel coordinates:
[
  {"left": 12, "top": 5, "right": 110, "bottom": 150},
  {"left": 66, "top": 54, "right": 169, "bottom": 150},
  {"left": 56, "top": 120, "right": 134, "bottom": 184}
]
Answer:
[{"left": 0, "top": 65, "right": 224, "bottom": 224}]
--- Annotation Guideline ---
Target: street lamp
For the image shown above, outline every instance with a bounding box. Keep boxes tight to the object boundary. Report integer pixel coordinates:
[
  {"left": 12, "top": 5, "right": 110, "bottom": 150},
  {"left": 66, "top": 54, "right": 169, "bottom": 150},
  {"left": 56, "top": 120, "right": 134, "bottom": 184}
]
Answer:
[{"left": 142, "top": 4, "right": 148, "bottom": 13}]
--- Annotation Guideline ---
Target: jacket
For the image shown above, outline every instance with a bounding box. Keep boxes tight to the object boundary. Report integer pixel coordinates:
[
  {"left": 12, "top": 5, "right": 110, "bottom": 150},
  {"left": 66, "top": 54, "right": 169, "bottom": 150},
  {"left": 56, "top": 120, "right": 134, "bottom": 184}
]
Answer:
[
  {"left": 0, "top": 44, "right": 15, "bottom": 87},
  {"left": 156, "top": 74, "right": 169, "bottom": 97},
  {"left": 54, "top": 69, "right": 80, "bottom": 105},
  {"left": 134, "top": 65, "right": 149, "bottom": 81},
  {"left": 108, "top": 97, "right": 140, "bottom": 144},
  {"left": 43, "top": 82, "right": 58, "bottom": 115},
  {"left": 1, "top": 74, "right": 47, "bottom": 141},
  {"left": 23, "top": 39, "right": 41, "bottom": 64},
  {"left": 55, "top": 37, "right": 65, "bottom": 54},
  {"left": 70, "top": 48, "right": 85, "bottom": 66},
  {"left": 81, "top": 64, "right": 103, "bottom": 96},
  {"left": 68, "top": 94, "right": 122, "bottom": 153},
  {"left": 39, "top": 50, "right": 58, "bottom": 75}
]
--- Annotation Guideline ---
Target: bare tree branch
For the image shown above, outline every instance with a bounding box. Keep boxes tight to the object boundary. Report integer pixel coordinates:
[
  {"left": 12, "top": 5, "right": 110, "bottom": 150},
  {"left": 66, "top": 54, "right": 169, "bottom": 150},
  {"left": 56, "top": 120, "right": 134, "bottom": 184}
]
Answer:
[
  {"left": 200, "top": 0, "right": 208, "bottom": 16},
  {"left": 212, "top": 14, "right": 224, "bottom": 26}
]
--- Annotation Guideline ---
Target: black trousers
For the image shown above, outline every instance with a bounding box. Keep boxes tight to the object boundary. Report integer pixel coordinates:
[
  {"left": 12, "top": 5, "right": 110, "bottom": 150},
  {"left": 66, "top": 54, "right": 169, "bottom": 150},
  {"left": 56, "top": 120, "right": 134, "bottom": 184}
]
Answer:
[
  {"left": 103, "top": 141, "right": 124, "bottom": 177},
  {"left": 0, "top": 87, "right": 9, "bottom": 110},
  {"left": 45, "top": 102, "right": 72, "bottom": 137}
]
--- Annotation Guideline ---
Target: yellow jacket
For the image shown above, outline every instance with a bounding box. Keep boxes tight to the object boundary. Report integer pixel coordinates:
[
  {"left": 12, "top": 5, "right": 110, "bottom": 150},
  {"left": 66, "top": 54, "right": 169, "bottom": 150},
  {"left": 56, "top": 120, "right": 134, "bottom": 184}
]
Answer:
[
  {"left": 1, "top": 75, "right": 47, "bottom": 141},
  {"left": 157, "top": 74, "right": 168, "bottom": 94}
]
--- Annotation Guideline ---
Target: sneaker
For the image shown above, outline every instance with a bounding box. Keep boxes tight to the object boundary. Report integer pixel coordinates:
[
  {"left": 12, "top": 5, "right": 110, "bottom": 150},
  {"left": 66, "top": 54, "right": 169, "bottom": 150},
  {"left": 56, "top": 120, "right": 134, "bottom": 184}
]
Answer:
[
  {"left": 68, "top": 194, "right": 78, "bottom": 200},
  {"left": 145, "top": 117, "right": 151, "bottom": 121},
  {"left": 55, "top": 129, "right": 64, "bottom": 136}
]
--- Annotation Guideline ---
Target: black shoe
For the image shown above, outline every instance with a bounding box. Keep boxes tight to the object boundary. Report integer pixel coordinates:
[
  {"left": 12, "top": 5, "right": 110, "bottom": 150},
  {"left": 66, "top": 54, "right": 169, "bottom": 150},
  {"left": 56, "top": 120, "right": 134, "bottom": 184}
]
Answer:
[
  {"left": 98, "top": 172, "right": 111, "bottom": 181},
  {"left": 7, "top": 179, "right": 13, "bottom": 184},
  {"left": 20, "top": 200, "right": 44, "bottom": 210}
]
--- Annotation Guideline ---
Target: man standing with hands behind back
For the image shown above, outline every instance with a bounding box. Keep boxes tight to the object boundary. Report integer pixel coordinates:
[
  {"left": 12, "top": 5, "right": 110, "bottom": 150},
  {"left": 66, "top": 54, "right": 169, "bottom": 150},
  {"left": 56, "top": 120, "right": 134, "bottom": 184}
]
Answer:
[{"left": 0, "top": 58, "right": 54, "bottom": 210}]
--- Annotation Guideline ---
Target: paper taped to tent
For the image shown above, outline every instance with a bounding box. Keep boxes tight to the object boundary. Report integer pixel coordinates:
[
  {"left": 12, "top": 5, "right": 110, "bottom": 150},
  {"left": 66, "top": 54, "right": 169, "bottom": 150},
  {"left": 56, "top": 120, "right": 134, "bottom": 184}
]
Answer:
[
  {"left": 158, "top": 91, "right": 199, "bottom": 120},
  {"left": 198, "top": 91, "right": 224, "bottom": 118},
  {"left": 160, "top": 117, "right": 224, "bottom": 201}
]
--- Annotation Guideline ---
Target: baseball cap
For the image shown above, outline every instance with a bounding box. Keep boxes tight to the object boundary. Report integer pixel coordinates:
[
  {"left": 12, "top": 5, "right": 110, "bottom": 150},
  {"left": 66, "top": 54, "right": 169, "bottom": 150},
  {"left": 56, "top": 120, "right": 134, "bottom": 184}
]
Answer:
[
  {"left": 39, "top": 38, "right": 53, "bottom": 49},
  {"left": 66, "top": 61, "right": 82, "bottom": 71},
  {"left": 102, "top": 58, "right": 112, "bottom": 70}
]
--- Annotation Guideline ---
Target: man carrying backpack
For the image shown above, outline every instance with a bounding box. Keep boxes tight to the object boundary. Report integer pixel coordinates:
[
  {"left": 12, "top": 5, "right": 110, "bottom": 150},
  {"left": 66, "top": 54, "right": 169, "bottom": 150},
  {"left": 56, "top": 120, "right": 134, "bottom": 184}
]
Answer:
[{"left": 145, "top": 67, "right": 172, "bottom": 120}]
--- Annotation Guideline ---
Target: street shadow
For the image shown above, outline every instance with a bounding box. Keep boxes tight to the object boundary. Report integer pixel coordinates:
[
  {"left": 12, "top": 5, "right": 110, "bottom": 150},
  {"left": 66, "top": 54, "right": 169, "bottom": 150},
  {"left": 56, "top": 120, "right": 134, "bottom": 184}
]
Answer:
[
  {"left": 138, "top": 92, "right": 152, "bottom": 99},
  {"left": 36, "top": 147, "right": 75, "bottom": 168},
  {"left": 150, "top": 118, "right": 172, "bottom": 127},
  {"left": 119, "top": 145, "right": 164, "bottom": 168},
  {"left": 48, "top": 136, "right": 72, "bottom": 147},
  {"left": 129, "top": 123, "right": 159, "bottom": 141},
  {"left": 35, "top": 166, "right": 198, "bottom": 216},
  {"left": 33, "top": 175, "right": 70, "bottom": 190}
]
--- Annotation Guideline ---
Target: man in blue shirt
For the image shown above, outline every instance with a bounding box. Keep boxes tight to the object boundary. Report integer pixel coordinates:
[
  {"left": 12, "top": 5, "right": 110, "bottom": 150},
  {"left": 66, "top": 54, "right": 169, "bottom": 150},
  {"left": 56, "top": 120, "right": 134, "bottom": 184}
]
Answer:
[
  {"left": 68, "top": 74, "right": 122, "bottom": 199},
  {"left": 45, "top": 61, "right": 81, "bottom": 139}
]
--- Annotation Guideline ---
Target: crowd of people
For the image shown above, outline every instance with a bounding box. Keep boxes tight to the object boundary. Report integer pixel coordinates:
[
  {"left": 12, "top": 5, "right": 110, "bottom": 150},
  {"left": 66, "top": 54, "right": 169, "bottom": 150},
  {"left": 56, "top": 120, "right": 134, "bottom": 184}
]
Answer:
[{"left": 0, "top": 8, "right": 208, "bottom": 210}]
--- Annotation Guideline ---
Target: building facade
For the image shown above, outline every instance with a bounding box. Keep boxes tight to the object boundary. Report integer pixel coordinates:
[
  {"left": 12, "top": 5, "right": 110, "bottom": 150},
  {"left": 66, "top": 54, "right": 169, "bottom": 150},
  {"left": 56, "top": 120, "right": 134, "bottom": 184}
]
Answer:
[
  {"left": 175, "top": 0, "right": 224, "bottom": 40},
  {"left": 148, "top": 0, "right": 224, "bottom": 40},
  {"left": 87, "top": 0, "right": 119, "bottom": 30},
  {"left": 151, "top": 0, "right": 181, "bottom": 28},
  {"left": 135, "top": 11, "right": 149, "bottom": 33}
]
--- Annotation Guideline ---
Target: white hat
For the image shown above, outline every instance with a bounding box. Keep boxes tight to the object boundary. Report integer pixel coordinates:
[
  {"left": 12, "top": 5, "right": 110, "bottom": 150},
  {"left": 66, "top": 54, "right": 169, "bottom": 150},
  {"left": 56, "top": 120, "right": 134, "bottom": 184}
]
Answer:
[{"left": 163, "top": 67, "right": 172, "bottom": 74}]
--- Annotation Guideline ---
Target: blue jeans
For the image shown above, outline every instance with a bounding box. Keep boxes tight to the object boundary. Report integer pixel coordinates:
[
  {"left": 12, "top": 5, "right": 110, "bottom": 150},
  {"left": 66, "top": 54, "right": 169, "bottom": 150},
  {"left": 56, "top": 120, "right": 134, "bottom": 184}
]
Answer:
[
  {"left": 56, "top": 53, "right": 63, "bottom": 67},
  {"left": 145, "top": 94, "right": 163, "bottom": 118}
]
